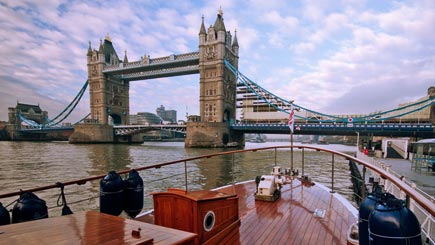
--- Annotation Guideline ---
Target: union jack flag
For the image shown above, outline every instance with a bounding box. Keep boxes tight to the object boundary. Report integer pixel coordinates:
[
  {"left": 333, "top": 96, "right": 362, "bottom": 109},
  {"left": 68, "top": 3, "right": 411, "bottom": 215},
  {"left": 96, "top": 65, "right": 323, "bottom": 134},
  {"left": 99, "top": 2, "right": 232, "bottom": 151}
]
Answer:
[{"left": 288, "top": 105, "right": 295, "bottom": 133}]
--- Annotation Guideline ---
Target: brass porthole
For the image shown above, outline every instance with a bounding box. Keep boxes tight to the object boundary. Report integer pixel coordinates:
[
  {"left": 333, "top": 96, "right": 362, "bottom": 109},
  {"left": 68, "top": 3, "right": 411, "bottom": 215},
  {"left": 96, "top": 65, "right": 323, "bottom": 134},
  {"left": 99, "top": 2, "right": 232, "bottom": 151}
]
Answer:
[{"left": 203, "top": 210, "right": 215, "bottom": 232}]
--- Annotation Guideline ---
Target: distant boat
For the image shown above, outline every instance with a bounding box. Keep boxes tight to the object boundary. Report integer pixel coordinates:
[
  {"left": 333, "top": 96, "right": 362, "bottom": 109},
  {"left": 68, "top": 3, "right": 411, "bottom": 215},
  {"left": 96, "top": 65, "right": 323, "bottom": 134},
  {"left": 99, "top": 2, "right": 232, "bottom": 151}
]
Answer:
[
  {"left": 226, "top": 142, "right": 239, "bottom": 147},
  {"left": 249, "top": 134, "right": 266, "bottom": 143},
  {"left": 249, "top": 138, "right": 265, "bottom": 143},
  {"left": 318, "top": 139, "right": 329, "bottom": 145}
]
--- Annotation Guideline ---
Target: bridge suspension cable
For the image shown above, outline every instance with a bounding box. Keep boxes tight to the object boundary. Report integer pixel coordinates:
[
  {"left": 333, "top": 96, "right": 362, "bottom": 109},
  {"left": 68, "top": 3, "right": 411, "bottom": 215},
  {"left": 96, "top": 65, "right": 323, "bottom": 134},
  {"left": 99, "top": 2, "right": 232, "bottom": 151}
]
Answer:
[
  {"left": 73, "top": 113, "right": 91, "bottom": 125},
  {"left": 44, "top": 80, "right": 89, "bottom": 127},
  {"left": 17, "top": 114, "right": 40, "bottom": 127},
  {"left": 18, "top": 80, "right": 89, "bottom": 128},
  {"left": 224, "top": 60, "right": 435, "bottom": 123}
]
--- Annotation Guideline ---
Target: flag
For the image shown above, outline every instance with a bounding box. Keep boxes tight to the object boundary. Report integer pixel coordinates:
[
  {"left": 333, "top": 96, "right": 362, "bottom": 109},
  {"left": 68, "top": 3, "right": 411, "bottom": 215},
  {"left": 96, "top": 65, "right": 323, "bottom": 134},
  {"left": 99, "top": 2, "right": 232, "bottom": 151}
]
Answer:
[{"left": 288, "top": 105, "right": 295, "bottom": 133}]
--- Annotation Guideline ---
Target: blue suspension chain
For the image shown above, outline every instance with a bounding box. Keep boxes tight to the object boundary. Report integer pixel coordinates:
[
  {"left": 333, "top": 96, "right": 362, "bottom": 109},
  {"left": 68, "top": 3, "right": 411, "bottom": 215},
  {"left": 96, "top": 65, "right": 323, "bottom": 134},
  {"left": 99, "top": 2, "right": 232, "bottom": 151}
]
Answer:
[
  {"left": 18, "top": 80, "right": 89, "bottom": 128},
  {"left": 224, "top": 60, "right": 434, "bottom": 123},
  {"left": 45, "top": 80, "right": 89, "bottom": 126}
]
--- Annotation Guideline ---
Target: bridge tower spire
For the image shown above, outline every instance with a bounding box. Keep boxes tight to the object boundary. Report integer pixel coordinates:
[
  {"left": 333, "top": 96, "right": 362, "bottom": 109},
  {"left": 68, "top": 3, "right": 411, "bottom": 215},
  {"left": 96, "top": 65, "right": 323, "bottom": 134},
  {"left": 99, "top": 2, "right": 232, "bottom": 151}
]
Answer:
[{"left": 185, "top": 9, "right": 244, "bottom": 147}]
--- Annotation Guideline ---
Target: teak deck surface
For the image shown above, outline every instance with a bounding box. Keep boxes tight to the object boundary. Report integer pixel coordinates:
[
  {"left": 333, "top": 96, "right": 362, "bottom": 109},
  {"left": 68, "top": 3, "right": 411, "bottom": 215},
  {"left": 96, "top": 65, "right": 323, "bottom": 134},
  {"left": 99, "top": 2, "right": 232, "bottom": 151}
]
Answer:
[
  {"left": 136, "top": 179, "right": 358, "bottom": 244},
  {"left": 219, "top": 179, "right": 358, "bottom": 245}
]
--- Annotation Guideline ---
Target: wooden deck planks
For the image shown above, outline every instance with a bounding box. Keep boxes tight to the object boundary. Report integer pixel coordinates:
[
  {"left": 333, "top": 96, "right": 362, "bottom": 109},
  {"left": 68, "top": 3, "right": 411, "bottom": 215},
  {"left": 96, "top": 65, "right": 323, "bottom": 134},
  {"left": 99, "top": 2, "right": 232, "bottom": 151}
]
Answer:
[
  {"left": 292, "top": 185, "right": 324, "bottom": 244},
  {"left": 236, "top": 180, "right": 358, "bottom": 244},
  {"left": 134, "top": 178, "right": 358, "bottom": 245},
  {"left": 277, "top": 202, "right": 304, "bottom": 244}
]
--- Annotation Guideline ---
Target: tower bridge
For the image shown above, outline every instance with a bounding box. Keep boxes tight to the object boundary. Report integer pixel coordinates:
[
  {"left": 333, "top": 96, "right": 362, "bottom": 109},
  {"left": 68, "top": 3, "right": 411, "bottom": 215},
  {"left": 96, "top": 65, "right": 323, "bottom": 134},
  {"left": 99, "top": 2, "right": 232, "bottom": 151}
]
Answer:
[
  {"left": 7, "top": 9, "right": 435, "bottom": 145},
  {"left": 69, "top": 9, "right": 242, "bottom": 146}
]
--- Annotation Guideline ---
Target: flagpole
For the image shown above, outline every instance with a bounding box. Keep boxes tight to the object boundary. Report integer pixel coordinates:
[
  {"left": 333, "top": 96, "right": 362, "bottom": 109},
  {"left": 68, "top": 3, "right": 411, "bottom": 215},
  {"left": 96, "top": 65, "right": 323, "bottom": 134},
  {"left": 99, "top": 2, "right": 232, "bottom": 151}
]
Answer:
[
  {"left": 288, "top": 100, "right": 295, "bottom": 171},
  {"left": 291, "top": 127, "right": 294, "bottom": 171}
]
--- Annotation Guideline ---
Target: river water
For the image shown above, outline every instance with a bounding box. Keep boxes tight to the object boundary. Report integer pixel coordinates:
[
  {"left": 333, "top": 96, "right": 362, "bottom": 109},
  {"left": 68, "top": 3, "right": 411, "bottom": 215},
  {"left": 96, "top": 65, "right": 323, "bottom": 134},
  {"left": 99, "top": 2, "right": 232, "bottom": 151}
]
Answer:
[{"left": 0, "top": 141, "right": 357, "bottom": 217}]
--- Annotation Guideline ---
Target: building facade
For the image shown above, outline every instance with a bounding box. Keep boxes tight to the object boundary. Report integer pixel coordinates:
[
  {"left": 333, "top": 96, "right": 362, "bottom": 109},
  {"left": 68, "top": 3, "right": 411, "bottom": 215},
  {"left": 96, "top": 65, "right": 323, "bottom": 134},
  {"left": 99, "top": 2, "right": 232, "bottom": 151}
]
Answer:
[
  {"left": 156, "top": 105, "right": 177, "bottom": 123},
  {"left": 8, "top": 102, "right": 48, "bottom": 125}
]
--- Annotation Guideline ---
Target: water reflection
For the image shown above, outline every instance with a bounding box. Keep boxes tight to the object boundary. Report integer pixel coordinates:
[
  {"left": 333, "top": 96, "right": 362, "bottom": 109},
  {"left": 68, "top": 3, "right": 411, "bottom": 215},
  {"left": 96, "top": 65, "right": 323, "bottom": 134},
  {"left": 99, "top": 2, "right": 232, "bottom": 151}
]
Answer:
[{"left": 86, "top": 144, "right": 132, "bottom": 175}]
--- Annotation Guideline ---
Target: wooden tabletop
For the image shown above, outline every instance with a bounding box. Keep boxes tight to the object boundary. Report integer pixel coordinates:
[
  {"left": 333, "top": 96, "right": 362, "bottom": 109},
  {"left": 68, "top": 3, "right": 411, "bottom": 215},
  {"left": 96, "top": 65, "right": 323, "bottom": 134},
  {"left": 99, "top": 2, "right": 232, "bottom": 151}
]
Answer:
[{"left": 0, "top": 211, "right": 197, "bottom": 244}]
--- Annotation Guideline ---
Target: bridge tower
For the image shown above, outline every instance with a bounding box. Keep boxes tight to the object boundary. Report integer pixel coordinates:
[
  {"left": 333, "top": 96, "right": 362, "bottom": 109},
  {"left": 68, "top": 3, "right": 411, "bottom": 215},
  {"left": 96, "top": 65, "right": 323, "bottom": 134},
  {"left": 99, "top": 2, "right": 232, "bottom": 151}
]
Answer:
[
  {"left": 86, "top": 35, "right": 130, "bottom": 125},
  {"left": 185, "top": 9, "right": 244, "bottom": 147},
  {"left": 70, "top": 35, "right": 133, "bottom": 143}
]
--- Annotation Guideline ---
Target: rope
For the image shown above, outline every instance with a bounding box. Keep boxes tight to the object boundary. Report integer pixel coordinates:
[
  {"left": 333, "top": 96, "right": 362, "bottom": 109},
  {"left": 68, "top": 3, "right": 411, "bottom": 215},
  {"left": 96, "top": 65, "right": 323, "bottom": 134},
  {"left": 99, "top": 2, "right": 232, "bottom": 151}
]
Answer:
[
  {"left": 55, "top": 182, "right": 73, "bottom": 215},
  {"left": 368, "top": 229, "right": 421, "bottom": 240}
]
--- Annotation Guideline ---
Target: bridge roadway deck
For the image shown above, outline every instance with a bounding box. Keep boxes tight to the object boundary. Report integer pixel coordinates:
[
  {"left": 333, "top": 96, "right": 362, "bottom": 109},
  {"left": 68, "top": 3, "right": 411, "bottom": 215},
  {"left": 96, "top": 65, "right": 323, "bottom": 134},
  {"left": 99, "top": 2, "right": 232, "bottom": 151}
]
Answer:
[
  {"left": 231, "top": 123, "right": 435, "bottom": 137},
  {"left": 113, "top": 124, "right": 187, "bottom": 136},
  {"left": 18, "top": 123, "right": 434, "bottom": 138},
  {"left": 19, "top": 126, "right": 74, "bottom": 133}
]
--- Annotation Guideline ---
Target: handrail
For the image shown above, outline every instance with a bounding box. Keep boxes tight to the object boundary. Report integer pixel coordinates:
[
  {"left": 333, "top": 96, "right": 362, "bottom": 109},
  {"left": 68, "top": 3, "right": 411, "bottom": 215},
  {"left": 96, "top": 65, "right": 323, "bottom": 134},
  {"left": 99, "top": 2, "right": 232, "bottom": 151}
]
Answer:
[
  {"left": 345, "top": 152, "right": 435, "bottom": 217},
  {"left": 1, "top": 145, "right": 434, "bottom": 218}
]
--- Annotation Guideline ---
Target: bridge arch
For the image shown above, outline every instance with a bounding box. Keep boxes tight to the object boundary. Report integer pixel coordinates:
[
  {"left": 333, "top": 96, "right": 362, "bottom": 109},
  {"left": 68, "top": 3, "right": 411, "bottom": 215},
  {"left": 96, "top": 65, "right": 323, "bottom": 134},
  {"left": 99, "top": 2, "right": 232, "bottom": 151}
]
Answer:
[
  {"left": 223, "top": 109, "right": 231, "bottom": 122},
  {"left": 109, "top": 114, "right": 122, "bottom": 125}
]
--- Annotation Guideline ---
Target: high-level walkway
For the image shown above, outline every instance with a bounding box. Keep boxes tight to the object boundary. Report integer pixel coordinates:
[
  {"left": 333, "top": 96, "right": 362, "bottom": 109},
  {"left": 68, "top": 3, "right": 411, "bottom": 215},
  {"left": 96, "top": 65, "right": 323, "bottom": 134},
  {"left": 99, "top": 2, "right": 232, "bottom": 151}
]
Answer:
[{"left": 103, "top": 52, "right": 199, "bottom": 81}]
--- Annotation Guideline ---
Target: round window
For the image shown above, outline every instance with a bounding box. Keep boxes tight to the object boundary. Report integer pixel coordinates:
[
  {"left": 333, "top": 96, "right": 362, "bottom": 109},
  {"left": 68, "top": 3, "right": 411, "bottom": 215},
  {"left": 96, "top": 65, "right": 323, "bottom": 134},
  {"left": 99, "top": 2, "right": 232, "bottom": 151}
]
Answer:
[{"left": 203, "top": 210, "right": 216, "bottom": 232}]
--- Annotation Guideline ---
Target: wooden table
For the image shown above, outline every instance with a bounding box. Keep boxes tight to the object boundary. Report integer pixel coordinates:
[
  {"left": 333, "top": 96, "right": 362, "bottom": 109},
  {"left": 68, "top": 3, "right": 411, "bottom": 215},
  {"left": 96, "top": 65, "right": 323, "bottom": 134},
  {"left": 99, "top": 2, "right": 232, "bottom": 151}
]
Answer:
[{"left": 0, "top": 211, "right": 197, "bottom": 244}]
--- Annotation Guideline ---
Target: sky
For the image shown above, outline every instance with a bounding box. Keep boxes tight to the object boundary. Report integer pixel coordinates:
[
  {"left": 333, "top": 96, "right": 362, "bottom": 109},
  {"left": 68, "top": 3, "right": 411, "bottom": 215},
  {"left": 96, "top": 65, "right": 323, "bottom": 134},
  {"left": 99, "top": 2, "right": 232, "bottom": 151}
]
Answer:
[{"left": 0, "top": 0, "right": 434, "bottom": 122}]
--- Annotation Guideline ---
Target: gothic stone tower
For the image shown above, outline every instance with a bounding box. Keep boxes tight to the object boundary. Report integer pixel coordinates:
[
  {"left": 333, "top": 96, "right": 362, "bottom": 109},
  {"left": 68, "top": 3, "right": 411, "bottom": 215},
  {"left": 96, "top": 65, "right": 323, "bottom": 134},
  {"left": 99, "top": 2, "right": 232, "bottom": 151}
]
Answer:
[
  {"left": 70, "top": 35, "right": 131, "bottom": 143},
  {"left": 87, "top": 35, "right": 129, "bottom": 125},
  {"left": 185, "top": 9, "right": 244, "bottom": 147}
]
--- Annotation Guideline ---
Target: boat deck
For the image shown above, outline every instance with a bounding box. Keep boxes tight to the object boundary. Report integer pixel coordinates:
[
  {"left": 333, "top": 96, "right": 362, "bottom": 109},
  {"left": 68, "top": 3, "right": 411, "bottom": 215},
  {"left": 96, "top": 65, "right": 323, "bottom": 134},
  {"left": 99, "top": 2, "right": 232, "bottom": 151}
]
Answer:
[
  {"left": 230, "top": 180, "right": 357, "bottom": 244},
  {"left": 137, "top": 178, "right": 358, "bottom": 244}
]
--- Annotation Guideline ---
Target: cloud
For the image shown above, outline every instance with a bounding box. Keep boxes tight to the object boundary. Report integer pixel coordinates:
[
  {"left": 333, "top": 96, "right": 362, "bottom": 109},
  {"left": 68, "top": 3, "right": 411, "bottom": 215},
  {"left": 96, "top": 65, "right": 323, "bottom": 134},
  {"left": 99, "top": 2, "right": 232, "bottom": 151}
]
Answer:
[
  {"left": 291, "top": 42, "right": 316, "bottom": 54},
  {"left": 0, "top": 1, "right": 434, "bottom": 125}
]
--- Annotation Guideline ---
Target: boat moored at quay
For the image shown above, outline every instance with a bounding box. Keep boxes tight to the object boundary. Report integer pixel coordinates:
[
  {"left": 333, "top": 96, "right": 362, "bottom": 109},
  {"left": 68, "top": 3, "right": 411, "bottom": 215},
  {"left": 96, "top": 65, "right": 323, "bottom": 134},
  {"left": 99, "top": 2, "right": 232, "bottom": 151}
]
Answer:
[{"left": 0, "top": 145, "right": 434, "bottom": 244}]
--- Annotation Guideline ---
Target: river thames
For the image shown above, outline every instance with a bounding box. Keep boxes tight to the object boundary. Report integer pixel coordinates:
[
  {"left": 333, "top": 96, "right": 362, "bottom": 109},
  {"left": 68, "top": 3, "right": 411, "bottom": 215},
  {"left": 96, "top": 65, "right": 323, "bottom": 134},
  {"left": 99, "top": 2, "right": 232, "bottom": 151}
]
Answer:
[{"left": 0, "top": 141, "right": 357, "bottom": 217}]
